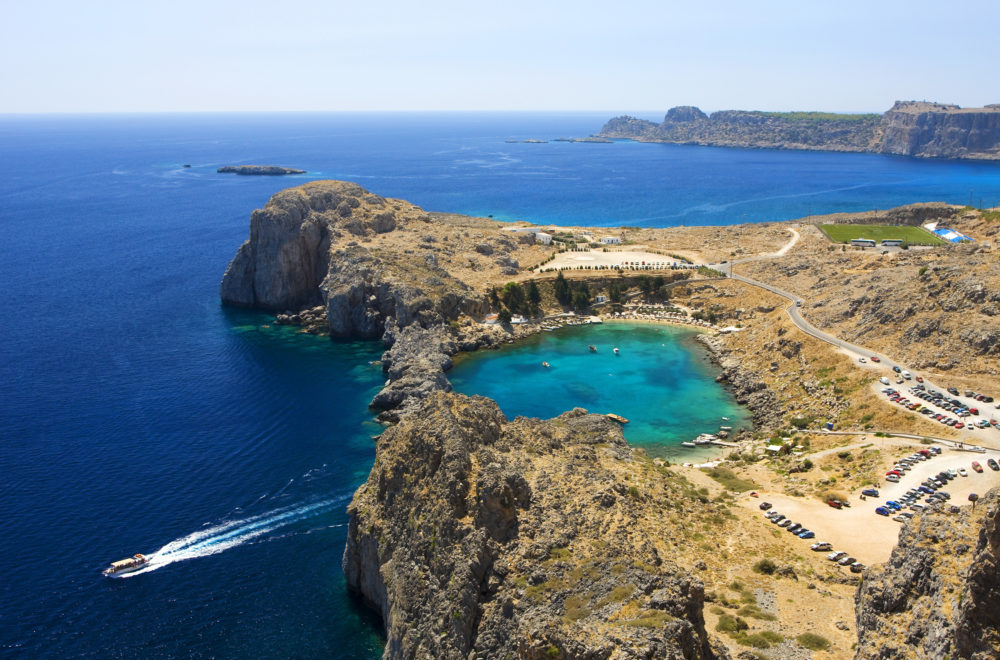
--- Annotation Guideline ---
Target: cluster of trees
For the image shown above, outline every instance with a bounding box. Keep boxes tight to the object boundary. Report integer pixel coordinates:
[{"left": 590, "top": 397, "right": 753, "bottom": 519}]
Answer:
[
  {"left": 553, "top": 271, "right": 591, "bottom": 310},
  {"left": 490, "top": 280, "right": 542, "bottom": 323}
]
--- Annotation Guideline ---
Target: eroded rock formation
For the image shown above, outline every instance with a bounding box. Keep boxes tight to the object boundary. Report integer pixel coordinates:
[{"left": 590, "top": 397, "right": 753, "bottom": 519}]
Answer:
[
  {"left": 854, "top": 487, "right": 1000, "bottom": 659},
  {"left": 343, "top": 392, "right": 729, "bottom": 660}
]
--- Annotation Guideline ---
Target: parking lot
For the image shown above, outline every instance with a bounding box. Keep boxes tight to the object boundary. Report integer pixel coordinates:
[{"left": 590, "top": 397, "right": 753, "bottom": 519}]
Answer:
[{"left": 743, "top": 446, "right": 1000, "bottom": 566}]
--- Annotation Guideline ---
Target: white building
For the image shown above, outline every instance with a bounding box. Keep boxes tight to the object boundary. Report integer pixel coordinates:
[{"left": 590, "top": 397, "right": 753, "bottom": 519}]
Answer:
[
  {"left": 535, "top": 232, "right": 552, "bottom": 245},
  {"left": 600, "top": 236, "right": 621, "bottom": 245}
]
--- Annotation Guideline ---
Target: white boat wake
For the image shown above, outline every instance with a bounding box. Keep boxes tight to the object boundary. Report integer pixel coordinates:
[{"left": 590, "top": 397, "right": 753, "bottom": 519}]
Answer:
[{"left": 119, "top": 498, "right": 341, "bottom": 577}]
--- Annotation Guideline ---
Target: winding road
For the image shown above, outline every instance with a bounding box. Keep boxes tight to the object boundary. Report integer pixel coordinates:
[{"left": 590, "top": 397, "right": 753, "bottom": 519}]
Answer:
[{"left": 719, "top": 228, "right": 997, "bottom": 444}]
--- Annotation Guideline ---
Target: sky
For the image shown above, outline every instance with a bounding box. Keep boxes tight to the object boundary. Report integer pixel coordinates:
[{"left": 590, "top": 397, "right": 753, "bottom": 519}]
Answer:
[{"left": 2, "top": 0, "right": 997, "bottom": 113}]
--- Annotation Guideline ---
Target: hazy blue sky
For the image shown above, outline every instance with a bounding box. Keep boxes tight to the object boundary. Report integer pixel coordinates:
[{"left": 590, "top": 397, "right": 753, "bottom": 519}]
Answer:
[{"left": 2, "top": 0, "right": 996, "bottom": 113}]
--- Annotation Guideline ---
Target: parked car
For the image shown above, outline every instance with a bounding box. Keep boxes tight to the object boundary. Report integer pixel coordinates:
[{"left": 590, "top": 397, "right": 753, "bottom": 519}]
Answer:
[
  {"left": 972, "top": 462, "right": 983, "bottom": 473},
  {"left": 861, "top": 488, "right": 879, "bottom": 498},
  {"left": 828, "top": 551, "right": 847, "bottom": 561},
  {"left": 759, "top": 501, "right": 772, "bottom": 510},
  {"left": 886, "top": 474, "right": 900, "bottom": 483},
  {"left": 988, "top": 459, "right": 1000, "bottom": 471},
  {"left": 875, "top": 507, "right": 891, "bottom": 516},
  {"left": 871, "top": 356, "right": 881, "bottom": 362},
  {"left": 811, "top": 542, "right": 832, "bottom": 552},
  {"left": 787, "top": 523, "right": 802, "bottom": 533},
  {"left": 827, "top": 499, "right": 843, "bottom": 509},
  {"left": 893, "top": 366, "right": 902, "bottom": 373},
  {"left": 838, "top": 555, "right": 856, "bottom": 566},
  {"left": 798, "top": 530, "right": 815, "bottom": 539},
  {"left": 850, "top": 562, "right": 866, "bottom": 573},
  {"left": 959, "top": 468, "right": 968, "bottom": 477}
]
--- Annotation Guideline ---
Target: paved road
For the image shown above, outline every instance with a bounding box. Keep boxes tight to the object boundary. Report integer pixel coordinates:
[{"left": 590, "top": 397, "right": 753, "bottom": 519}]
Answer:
[{"left": 721, "top": 232, "right": 998, "bottom": 444}]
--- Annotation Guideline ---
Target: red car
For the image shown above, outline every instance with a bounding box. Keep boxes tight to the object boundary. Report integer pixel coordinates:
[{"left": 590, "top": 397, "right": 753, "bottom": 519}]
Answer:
[
  {"left": 916, "top": 376, "right": 924, "bottom": 383},
  {"left": 972, "top": 461, "right": 984, "bottom": 473},
  {"left": 827, "top": 500, "right": 843, "bottom": 509},
  {"left": 870, "top": 356, "right": 881, "bottom": 362}
]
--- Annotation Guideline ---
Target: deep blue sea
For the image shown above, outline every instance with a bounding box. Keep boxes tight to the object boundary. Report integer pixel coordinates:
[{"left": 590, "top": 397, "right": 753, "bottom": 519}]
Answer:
[{"left": 2, "top": 113, "right": 1000, "bottom": 658}]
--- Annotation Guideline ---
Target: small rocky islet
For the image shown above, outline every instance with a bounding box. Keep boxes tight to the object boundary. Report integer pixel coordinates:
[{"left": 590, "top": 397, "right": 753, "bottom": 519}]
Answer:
[
  {"left": 217, "top": 165, "right": 306, "bottom": 175},
  {"left": 221, "top": 179, "right": 1000, "bottom": 659}
]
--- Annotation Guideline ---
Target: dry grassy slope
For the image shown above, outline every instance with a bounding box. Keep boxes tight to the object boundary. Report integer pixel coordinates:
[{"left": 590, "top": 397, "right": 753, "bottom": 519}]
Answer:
[
  {"left": 739, "top": 212, "right": 1000, "bottom": 394},
  {"left": 668, "top": 279, "right": 957, "bottom": 438}
]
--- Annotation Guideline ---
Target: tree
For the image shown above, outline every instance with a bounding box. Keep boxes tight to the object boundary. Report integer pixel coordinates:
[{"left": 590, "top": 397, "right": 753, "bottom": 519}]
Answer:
[
  {"left": 608, "top": 282, "right": 623, "bottom": 304},
  {"left": 501, "top": 282, "right": 526, "bottom": 315},
  {"left": 488, "top": 287, "right": 500, "bottom": 308},
  {"left": 571, "top": 282, "right": 591, "bottom": 310},
  {"left": 637, "top": 275, "right": 653, "bottom": 297},
  {"left": 497, "top": 307, "right": 512, "bottom": 324},
  {"left": 527, "top": 279, "right": 541, "bottom": 308},
  {"left": 553, "top": 270, "right": 571, "bottom": 305}
]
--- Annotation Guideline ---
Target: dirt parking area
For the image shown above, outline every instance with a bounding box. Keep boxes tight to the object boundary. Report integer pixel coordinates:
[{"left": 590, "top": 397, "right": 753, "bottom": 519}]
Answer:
[
  {"left": 541, "top": 249, "right": 700, "bottom": 272},
  {"left": 740, "top": 447, "right": 1000, "bottom": 566}
]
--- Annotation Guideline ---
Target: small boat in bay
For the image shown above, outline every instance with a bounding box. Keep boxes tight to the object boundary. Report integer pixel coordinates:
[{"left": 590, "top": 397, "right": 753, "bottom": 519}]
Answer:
[
  {"left": 589, "top": 345, "right": 597, "bottom": 352},
  {"left": 613, "top": 347, "right": 620, "bottom": 355},
  {"left": 719, "top": 426, "right": 732, "bottom": 431},
  {"left": 102, "top": 553, "right": 148, "bottom": 578},
  {"left": 681, "top": 441, "right": 697, "bottom": 448},
  {"left": 542, "top": 361, "right": 550, "bottom": 368}
]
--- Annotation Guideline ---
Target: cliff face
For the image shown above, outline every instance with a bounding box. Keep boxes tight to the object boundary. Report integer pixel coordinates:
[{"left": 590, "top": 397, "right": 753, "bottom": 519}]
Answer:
[
  {"left": 880, "top": 101, "right": 1000, "bottom": 159},
  {"left": 343, "top": 392, "right": 728, "bottom": 660},
  {"left": 854, "top": 487, "right": 1000, "bottom": 659},
  {"left": 221, "top": 180, "right": 528, "bottom": 417},
  {"left": 221, "top": 181, "right": 484, "bottom": 336},
  {"left": 598, "top": 102, "right": 1000, "bottom": 159}
]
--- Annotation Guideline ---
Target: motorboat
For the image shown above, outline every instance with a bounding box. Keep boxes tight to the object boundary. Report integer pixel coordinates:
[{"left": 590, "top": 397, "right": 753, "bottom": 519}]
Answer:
[{"left": 102, "top": 553, "right": 148, "bottom": 578}]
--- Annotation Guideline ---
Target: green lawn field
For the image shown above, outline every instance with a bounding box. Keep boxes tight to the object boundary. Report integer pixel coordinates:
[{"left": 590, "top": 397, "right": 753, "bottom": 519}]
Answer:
[{"left": 819, "top": 224, "right": 947, "bottom": 246}]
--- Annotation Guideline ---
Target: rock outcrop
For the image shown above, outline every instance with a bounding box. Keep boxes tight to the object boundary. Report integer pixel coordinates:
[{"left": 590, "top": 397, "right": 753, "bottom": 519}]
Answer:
[
  {"left": 344, "top": 392, "right": 729, "bottom": 660},
  {"left": 854, "top": 487, "right": 1000, "bottom": 659},
  {"left": 598, "top": 102, "right": 1000, "bottom": 160}
]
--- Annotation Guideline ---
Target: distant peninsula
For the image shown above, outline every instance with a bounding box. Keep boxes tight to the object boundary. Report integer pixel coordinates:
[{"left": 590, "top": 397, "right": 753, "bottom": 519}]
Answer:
[
  {"left": 217, "top": 165, "right": 306, "bottom": 176},
  {"left": 598, "top": 101, "right": 1000, "bottom": 160}
]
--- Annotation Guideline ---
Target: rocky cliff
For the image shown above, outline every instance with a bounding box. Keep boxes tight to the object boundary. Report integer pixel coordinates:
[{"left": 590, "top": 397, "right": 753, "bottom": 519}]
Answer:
[
  {"left": 881, "top": 101, "right": 1000, "bottom": 160},
  {"left": 217, "top": 165, "right": 307, "bottom": 175},
  {"left": 599, "top": 102, "right": 1000, "bottom": 159},
  {"left": 220, "top": 180, "right": 539, "bottom": 417},
  {"left": 343, "top": 392, "right": 729, "bottom": 660},
  {"left": 854, "top": 487, "right": 1000, "bottom": 659}
]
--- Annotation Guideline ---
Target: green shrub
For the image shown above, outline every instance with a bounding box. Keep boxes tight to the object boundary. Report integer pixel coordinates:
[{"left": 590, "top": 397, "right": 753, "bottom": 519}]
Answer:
[
  {"left": 716, "top": 613, "right": 749, "bottom": 634},
  {"left": 797, "top": 632, "right": 831, "bottom": 651},
  {"left": 753, "top": 558, "right": 777, "bottom": 575}
]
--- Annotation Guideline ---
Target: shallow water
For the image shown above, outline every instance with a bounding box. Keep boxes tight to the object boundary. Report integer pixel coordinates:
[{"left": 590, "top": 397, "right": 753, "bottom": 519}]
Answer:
[{"left": 450, "top": 323, "right": 749, "bottom": 460}]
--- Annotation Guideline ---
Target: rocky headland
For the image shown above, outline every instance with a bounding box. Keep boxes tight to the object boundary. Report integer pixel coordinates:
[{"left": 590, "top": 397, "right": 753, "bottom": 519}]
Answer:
[
  {"left": 598, "top": 101, "right": 1000, "bottom": 160},
  {"left": 217, "top": 165, "right": 307, "bottom": 175},
  {"left": 343, "top": 391, "right": 728, "bottom": 659}
]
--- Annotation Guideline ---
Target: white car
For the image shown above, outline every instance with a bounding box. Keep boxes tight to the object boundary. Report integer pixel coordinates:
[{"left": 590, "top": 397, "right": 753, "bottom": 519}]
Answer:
[
  {"left": 811, "top": 542, "right": 832, "bottom": 552},
  {"left": 859, "top": 357, "right": 867, "bottom": 363},
  {"left": 828, "top": 551, "right": 847, "bottom": 561},
  {"left": 959, "top": 468, "right": 968, "bottom": 477}
]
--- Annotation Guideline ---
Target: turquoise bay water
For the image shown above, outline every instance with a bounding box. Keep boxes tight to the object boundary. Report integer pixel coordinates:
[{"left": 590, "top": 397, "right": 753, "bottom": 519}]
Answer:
[{"left": 450, "top": 323, "right": 749, "bottom": 459}]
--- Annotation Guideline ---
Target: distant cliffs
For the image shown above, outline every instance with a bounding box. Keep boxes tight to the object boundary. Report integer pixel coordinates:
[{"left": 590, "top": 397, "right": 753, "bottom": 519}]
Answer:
[{"left": 599, "top": 101, "right": 1000, "bottom": 160}]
